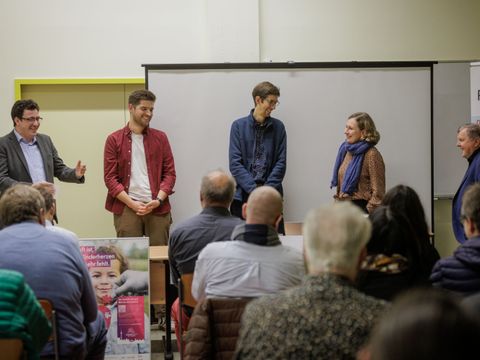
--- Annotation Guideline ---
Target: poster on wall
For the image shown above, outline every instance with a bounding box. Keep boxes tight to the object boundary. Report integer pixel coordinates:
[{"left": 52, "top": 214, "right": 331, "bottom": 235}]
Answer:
[{"left": 79, "top": 237, "right": 150, "bottom": 359}]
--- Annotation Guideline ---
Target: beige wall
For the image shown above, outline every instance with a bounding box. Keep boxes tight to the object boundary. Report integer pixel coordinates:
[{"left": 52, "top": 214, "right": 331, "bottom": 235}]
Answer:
[
  {"left": 1, "top": 0, "right": 479, "bottom": 243},
  {"left": 434, "top": 199, "right": 459, "bottom": 257},
  {"left": 259, "top": 0, "right": 480, "bottom": 62},
  {"left": 21, "top": 83, "right": 144, "bottom": 237},
  {"left": 1, "top": 1, "right": 479, "bottom": 130}
]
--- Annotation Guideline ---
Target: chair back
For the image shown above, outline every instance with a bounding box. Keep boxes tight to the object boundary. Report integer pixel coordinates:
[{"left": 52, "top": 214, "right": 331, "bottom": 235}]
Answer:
[
  {"left": 180, "top": 273, "right": 197, "bottom": 308},
  {"left": 0, "top": 338, "right": 23, "bottom": 360},
  {"left": 178, "top": 273, "right": 198, "bottom": 359},
  {"left": 38, "top": 299, "right": 59, "bottom": 360}
]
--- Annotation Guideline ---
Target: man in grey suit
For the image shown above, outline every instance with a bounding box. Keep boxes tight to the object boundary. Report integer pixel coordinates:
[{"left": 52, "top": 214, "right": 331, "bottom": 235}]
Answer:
[{"left": 0, "top": 99, "right": 86, "bottom": 193}]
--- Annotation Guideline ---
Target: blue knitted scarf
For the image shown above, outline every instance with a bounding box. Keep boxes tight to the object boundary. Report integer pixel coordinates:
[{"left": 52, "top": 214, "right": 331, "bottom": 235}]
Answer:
[{"left": 330, "top": 140, "right": 372, "bottom": 195}]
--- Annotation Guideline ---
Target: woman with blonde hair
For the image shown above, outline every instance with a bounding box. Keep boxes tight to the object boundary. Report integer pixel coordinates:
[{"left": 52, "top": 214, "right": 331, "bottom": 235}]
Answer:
[{"left": 331, "top": 112, "right": 385, "bottom": 213}]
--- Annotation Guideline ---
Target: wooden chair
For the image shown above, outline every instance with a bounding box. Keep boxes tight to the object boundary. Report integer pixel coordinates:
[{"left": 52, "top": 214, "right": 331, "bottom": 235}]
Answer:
[
  {"left": 37, "top": 299, "right": 59, "bottom": 360},
  {"left": 177, "top": 273, "right": 197, "bottom": 359},
  {"left": 0, "top": 338, "right": 24, "bottom": 360},
  {"left": 284, "top": 222, "right": 303, "bottom": 235},
  {"left": 180, "top": 273, "right": 197, "bottom": 309}
]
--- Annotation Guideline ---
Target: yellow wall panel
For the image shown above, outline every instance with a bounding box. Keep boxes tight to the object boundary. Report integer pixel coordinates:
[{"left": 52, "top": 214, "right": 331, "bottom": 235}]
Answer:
[{"left": 21, "top": 83, "right": 144, "bottom": 237}]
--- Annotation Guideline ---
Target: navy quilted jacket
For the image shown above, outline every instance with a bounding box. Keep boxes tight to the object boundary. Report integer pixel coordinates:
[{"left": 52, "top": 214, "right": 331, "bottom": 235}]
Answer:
[{"left": 430, "top": 237, "right": 480, "bottom": 295}]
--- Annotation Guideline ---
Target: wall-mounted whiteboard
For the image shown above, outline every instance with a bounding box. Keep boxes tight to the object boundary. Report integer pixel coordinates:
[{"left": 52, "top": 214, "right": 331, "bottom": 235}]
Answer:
[
  {"left": 433, "top": 62, "right": 470, "bottom": 198},
  {"left": 145, "top": 63, "right": 433, "bottom": 226}
]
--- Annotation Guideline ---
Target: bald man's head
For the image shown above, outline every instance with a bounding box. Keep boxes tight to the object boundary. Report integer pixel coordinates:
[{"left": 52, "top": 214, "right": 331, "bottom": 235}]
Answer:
[{"left": 244, "top": 186, "right": 283, "bottom": 226}]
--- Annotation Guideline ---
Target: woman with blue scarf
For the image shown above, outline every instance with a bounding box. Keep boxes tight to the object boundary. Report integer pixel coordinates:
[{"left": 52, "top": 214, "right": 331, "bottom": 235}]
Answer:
[{"left": 331, "top": 112, "right": 385, "bottom": 213}]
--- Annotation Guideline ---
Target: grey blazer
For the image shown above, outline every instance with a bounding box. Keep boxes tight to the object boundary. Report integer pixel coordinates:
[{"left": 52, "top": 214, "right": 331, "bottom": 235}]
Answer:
[{"left": 0, "top": 130, "right": 84, "bottom": 193}]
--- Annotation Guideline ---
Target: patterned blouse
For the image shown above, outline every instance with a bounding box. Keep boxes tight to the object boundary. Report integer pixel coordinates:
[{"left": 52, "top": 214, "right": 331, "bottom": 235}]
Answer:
[
  {"left": 335, "top": 146, "right": 385, "bottom": 213},
  {"left": 235, "top": 273, "right": 388, "bottom": 359}
]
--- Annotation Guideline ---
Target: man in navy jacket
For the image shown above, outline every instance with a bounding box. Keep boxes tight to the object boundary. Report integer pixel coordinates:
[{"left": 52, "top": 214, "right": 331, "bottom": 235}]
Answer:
[
  {"left": 228, "top": 81, "right": 286, "bottom": 233},
  {"left": 452, "top": 124, "right": 480, "bottom": 243},
  {"left": 431, "top": 182, "right": 480, "bottom": 295}
]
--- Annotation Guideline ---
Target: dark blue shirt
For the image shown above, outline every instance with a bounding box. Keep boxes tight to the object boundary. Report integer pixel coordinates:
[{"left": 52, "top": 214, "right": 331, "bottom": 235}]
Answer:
[{"left": 168, "top": 207, "right": 244, "bottom": 282}]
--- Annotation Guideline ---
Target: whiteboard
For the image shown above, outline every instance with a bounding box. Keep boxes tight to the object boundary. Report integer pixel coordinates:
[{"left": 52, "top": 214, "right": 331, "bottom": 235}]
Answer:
[
  {"left": 433, "top": 62, "right": 470, "bottom": 198},
  {"left": 145, "top": 63, "right": 432, "bottom": 226}
]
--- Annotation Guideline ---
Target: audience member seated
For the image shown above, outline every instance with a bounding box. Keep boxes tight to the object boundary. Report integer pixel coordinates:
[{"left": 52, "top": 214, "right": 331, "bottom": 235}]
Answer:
[
  {"left": 431, "top": 183, "right": 480, "bottom": 295},
  {"left": 169, "top": 170, "right": 243, "bottom": 345},
  {"left": 0, "top": 185, "right": 107, "bottom": 359},
  {"left": 235, "top": 202, "right": 388, "bottom": 359},
  {"left": 184, "top": 297, "right": 251, "bottom": 359},
  {"left": 357, "top": 205, "right": 436, "bottom": 300},
  {"left": 360, "top": 288, "right": 480, "bottom": 360},
  {"left": 32, "top": 182, "right": 79, "bottom": 244},
  {"left": 191, "top": 186, "right": 304, "bottom": 300},
  {"left": 0, "top": 269, "right": 51, "bottom": 359},
  {"left": 382, "top": 184, "right": 440, "bottom": 266}
]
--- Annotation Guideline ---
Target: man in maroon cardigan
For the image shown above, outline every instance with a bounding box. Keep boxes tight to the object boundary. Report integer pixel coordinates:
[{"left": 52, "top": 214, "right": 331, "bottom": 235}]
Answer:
[{"left": 104, "top": 89, "right": 176, "bottom": 246}]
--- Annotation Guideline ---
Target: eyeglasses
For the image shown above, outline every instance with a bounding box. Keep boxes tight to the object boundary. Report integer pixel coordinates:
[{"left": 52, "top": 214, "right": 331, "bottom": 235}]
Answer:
[
  {"left": 21, "top": 117, "right": 43, "bottom": 123},
  {"left": 264, "top": 99, "right": 280, "bottom": 107},
  {"left": 460, "top": 213, "right": 468, "bottom": 222}
]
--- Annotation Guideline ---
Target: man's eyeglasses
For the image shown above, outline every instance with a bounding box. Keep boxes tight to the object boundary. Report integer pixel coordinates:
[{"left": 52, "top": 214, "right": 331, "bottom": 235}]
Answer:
[
  {"left": 21, "top": 117, "right": 43, "bottom": 123},
  {"left": 263, "top": 99, "right": 280, "bottom": 107}
]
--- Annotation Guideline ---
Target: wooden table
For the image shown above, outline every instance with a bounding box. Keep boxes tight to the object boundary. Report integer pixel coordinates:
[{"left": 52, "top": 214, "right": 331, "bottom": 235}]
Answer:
[{"left": 150, "top": 246, "right": 174, "bottom": 359}]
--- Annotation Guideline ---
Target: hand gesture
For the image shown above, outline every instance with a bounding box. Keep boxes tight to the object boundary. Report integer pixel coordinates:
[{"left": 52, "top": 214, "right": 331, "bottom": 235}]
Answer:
[{"left": 75, "top": 160, "right": 87, "bottom": 178}]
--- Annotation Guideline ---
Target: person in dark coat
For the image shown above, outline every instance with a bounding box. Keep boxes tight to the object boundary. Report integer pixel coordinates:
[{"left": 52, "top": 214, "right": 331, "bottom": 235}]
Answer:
[
  {"left": 431, "top": 182, "right": 480, "bottom": 295},
  {"left": 452, "top": 124, "right": 480, "bottom": 244}
]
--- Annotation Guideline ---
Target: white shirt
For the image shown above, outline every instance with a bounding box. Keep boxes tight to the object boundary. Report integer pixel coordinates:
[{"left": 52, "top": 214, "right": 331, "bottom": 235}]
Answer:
[
  {"left": 129, "top": 133, "right": 151, "bottom": 202},
  {"left": 192, "top": 240, "right": 305, "bottom": 300}
]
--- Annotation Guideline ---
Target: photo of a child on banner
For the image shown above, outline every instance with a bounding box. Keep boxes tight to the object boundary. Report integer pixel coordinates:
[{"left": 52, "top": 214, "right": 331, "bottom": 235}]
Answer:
[{"left": 80, "top": 238, "right": 150, "bottom": 359}]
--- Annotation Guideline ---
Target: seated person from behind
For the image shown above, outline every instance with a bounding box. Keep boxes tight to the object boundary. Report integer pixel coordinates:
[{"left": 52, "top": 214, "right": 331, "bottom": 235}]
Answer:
[
  {"left": 381, "top": 184, "right": 439, "bottom": 273},
  {"left": 360, "top": 288, "right": 480, "bottom": 360},
  {"left": 191, "top": 185, "right": 305, "bottom": 300},
  {"left": 32, "top": 182, "right": 79, "bottom": 244},
  {"left": 235, "top": 202, "right": 388, "bottom": 359},
  {"left": 0, "top": 184, "right": 106, "bottom": 359},
  {"left": 0, "top": 269, "right": 51, "bottom": 359},
  {"left": 431, "top": 183, "right": 480, "bottom": 295},
  {"left": 168, "top": 170, "right": 243, "bottom": 345},
  {"left": 357, "top": 206, "right": 435, "bottom": 301}
]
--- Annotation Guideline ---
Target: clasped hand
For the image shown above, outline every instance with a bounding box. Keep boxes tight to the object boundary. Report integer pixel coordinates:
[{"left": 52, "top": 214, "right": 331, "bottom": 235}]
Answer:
[{"left": 131, "top": 199, "right": 160, "bottom": 216}]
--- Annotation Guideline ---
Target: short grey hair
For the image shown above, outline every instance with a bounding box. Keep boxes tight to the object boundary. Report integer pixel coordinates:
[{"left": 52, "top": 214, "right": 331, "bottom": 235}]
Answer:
[
  {"left": 200, "top": 170, "right": 236, "bottom": 206},
  {"left": 0, "top": 184, "right": 45, "bottom": 228},
  {"left": 458, "top": 124, "right": 480, "bottom": 140},
  {"left": 303, "top": 202, "right": 371, "bottom": 274},
  {"left": 461, "top": 182, "right": 480, "bottom": 233}
]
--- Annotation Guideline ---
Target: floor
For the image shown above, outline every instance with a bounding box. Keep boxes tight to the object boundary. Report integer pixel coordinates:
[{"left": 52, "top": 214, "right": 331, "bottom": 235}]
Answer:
[{"left": 151, "top": 322, "right": 180, "bottom": 360}]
